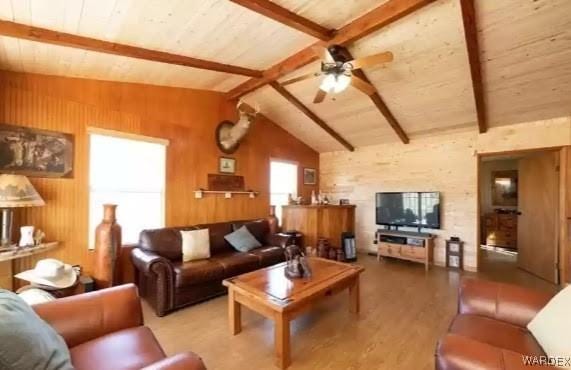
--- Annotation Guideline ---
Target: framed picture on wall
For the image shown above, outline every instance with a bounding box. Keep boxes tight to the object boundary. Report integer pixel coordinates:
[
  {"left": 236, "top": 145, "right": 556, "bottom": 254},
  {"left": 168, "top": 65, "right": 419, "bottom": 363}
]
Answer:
[
  {"left": 303, "top": 168, "right": 317, "bottom": 185},
  {"left": 219, "top": 157, "right": 236, "bottom": 174},
  {"left": 0, "top": 123, "right": 74, "bottom": 178},
  {"left": 491, "top": 170, "right": 518, "bottom": 206}
]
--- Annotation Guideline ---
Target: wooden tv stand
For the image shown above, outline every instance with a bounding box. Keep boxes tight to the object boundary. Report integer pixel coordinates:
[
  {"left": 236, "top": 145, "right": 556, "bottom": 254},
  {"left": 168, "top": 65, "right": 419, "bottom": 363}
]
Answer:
[{"left": 375, "top": 230, "right": 435, "bottom": 271}]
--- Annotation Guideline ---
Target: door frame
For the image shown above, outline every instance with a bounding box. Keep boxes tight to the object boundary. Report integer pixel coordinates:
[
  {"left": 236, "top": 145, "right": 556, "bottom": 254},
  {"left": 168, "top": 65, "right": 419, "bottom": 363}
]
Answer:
[{"left": 476, "top": 146, "right": 568, "bottom": 285}]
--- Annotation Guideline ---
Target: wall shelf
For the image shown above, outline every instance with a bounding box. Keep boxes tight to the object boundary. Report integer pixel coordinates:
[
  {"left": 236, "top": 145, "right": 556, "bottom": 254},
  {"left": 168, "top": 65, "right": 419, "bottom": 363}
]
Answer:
[{"left": 194, "top": 190, "right": 258, "bottom": 199}]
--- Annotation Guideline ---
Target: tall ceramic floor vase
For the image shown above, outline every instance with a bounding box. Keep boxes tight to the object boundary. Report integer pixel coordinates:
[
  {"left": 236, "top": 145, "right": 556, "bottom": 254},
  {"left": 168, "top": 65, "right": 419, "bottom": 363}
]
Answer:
[
  {"left": 94, "top": 204, "right": 122, "bottom": 289},
  {"left": 268, "top": 205, "right": 279, "bottom": 234}
]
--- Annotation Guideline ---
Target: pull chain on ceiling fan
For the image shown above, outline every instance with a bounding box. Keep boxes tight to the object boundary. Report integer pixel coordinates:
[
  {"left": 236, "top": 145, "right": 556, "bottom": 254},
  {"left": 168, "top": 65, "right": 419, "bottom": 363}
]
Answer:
[{"left": 280, "top": 45, "right": 393, "bottom": 104}]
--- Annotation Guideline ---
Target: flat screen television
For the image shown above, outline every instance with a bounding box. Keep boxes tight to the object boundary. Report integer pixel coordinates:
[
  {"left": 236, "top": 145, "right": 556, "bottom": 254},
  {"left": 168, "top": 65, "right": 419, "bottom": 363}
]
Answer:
[{"left": 375, "top": 192, "right": 440, "bottom": 229}]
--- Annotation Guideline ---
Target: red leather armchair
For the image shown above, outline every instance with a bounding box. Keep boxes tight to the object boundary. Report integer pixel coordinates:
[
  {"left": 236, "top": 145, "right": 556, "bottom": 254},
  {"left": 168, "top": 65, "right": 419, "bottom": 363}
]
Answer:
[
  {"left": 33, "top": 284, "right": 206, "bottom": 370},
  {"left": 435, "top": 278, "right": 555, "bottom": 370}
]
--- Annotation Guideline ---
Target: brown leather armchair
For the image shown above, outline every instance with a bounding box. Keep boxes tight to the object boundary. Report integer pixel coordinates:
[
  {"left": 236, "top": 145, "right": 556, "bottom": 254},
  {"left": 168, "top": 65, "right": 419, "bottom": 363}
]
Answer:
[
  {"left": 33, "top": 284, "right": 206, "bottom": 370},
  {"left": 131, "top": 218, "right": 292, "bottom": 316},
  {"left": 435, "top": 278, "right": 555, "bottom": 370}
]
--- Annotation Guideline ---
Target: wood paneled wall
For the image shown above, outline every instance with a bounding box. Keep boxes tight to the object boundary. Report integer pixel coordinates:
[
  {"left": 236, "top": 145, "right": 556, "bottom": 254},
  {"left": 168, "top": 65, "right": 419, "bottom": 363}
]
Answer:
[
  {"left": 320, "top": 117, "right": 571, "bottom": 271},
  {"left": 0, "top": 70, "right": 318, "bottom": 281}
]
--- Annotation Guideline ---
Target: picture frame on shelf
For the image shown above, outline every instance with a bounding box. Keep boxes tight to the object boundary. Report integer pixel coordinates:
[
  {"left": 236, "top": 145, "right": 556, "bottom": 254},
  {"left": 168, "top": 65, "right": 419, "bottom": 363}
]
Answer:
[
  {"left": 219, "top": 157, "right": 236, "bottom": 174},
  {"left": 303, "top": 168, "right": 317, "bottom": 185}
]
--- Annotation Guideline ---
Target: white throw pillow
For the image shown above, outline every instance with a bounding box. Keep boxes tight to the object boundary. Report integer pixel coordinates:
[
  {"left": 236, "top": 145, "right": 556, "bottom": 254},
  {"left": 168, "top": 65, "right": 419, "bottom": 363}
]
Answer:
[
  {"left": 181, "top": 229, "right": 210, "bottom": 262},
  {"left": 527, "top": 285, "right": 571, "bottom": 368}
]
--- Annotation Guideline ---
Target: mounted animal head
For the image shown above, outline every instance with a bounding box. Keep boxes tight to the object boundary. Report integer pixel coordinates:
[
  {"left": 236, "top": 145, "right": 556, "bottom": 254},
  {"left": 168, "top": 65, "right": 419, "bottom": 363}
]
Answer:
[{"left": 215, "top": 101, "right": 259, "bottom": 154}]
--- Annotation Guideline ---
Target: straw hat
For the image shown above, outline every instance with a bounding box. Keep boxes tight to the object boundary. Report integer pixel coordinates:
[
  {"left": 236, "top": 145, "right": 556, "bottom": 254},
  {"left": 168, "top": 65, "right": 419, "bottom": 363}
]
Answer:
[{"left": 15, "top": 258, "right": 77, "bottom": 289}]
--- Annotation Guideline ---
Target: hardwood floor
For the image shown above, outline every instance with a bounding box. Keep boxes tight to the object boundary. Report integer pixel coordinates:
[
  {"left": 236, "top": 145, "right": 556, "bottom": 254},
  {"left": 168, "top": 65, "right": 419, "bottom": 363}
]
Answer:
[{"left": 143, "top": 254, "right": 556, "bottom": 370}]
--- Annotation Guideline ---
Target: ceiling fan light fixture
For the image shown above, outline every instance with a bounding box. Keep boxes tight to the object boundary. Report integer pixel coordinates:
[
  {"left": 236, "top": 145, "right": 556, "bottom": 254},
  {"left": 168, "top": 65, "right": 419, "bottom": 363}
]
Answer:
[
  {"left": 319, "top": 74, "right": 336, "bottom": 92},
  {"left": 333, "top": 73, "right": 351, "bottom": 93},
  {"left": 319, "top": 73, "right": 351, "bottom": 94}
]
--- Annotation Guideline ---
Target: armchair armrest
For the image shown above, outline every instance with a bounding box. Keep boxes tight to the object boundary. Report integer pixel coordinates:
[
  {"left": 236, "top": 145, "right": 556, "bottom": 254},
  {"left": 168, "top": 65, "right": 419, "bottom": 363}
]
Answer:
[
  {"left": 141, "top": 352, "right": 207, "bottom": 370},
  {"left": 458, "top": 278, "right": 554, "bottom": 328},
  {"left": 33, "top": 284, "right": 143, "bottom": 348},
  {"left": 266, "top": 233, "right": 293, "bottom": 248},
  {"left": 132, "top": 248, "right": 174, "bottom": 275}
]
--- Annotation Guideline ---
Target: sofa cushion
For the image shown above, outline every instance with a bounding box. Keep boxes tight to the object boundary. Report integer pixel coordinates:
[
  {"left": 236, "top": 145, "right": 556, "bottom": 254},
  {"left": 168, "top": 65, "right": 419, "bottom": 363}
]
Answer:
[
  {"left": 527, "top": 285, "right": 571, "bottom": 362},
  {"left": 181, "top": 229, "right": 210, "bottom": 262},
  {"left": 173, "top": 260, "right": 225, "bottom": 287},
  {"left": 69, "top": 326, "right": 165, "bottom": 370},
  {"left": 210, "top": 252, "right": 259, "bottom": 278},
  {"left": 0, "top": 289, "right": 73, "bottom": 370},
  {"left": 248, "top": 246, "right": 285, "bottom": 267},
  {"left": 233, "top": 219, "right": 269, "bottom": 244},
  {"left": 225, "top": 226, "right": 262, "bottom": 252},
  {"left": 450, "top": 314, "right": 545, "bottom": 356},
  {"left": 139, "top": 226, "right": 196, "bottom": 260},
  {"left": 195, "top": 222, "right": 234, "bottom": 255}
]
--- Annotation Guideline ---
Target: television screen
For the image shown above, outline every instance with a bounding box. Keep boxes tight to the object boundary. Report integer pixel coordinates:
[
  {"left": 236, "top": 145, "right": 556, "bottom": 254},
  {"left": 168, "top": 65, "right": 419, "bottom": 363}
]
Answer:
[{"left": 376, "top": 192, "right": 440, "bottom": 229}]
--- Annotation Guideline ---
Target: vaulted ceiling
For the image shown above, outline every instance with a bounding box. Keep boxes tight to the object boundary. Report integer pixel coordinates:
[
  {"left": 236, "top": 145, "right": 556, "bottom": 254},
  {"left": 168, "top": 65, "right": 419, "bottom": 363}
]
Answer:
[{"left": 0, "top": 0, "right": 570, "bottom": 152}]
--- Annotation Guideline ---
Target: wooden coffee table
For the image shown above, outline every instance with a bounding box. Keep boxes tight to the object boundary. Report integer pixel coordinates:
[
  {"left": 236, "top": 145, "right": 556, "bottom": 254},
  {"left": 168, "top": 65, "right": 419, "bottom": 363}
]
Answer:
[{"left": 222, "top": 257, "right": 364, "bottom": 369}]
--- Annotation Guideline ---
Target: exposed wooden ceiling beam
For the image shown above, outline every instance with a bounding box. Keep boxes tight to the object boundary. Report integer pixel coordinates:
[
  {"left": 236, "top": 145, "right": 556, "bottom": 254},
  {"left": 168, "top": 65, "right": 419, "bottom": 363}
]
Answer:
[
  {"left": 229, "top": 0, "right": 333, "bottom": 41},
  {"left": 269, "top": 81, "right": 354, "bottom": 151},
  {"left": 460, "top": 0, "right": 487, "bottom": 133},
  {"left": 227, "top": 0, "right": 436, "bottom": 99},
  {"left": 336, "top": 47, "right": 409, "bottom": 144},
  {"left": 0, "top": 20, "right": 263, "bottom": 78}
]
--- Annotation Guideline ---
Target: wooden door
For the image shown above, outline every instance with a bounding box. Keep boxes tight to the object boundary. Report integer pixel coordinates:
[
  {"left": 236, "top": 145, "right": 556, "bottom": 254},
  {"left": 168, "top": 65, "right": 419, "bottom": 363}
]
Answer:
[{"left": 517, "top": 151, "right": 559, "bottom": 283}]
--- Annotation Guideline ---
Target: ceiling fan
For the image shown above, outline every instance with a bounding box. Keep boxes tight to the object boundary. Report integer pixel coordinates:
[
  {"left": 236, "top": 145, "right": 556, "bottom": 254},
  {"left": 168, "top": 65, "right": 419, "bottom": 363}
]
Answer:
[{"left": 280, "top": 45, "right": 393, "bottom": 104}]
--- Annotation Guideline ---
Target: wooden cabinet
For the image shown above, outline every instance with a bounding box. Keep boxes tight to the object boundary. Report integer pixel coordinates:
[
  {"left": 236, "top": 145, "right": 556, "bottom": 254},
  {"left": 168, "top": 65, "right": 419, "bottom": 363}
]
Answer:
[
  {"left": 281, "top": 205, "right": 355, "bottom": 248},
  {"left": 483, "top": 213, "right": 518, "bottom": 249},
  {"left": 376, "top": 232, "right": 435, "bottom": 271}
]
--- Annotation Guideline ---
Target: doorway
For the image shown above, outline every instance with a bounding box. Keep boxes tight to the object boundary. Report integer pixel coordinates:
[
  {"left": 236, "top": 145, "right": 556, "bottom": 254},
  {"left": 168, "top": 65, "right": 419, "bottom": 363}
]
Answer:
[{"left": 478, "top": 148, "right": 561, "bottom": 285}]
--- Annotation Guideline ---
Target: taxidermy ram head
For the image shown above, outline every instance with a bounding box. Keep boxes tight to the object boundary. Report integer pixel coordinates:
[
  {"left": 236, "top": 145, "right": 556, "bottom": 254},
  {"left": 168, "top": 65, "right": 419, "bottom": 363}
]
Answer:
[{"left": 215, "top": 101, "right": 259, "bottom": 154}]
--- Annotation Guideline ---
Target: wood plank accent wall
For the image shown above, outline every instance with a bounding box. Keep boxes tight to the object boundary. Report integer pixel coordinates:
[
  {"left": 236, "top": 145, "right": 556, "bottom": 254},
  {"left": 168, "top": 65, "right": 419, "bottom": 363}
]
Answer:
[
  {"left": 0, "top": 70, "right": 318, "bottom": 284},
  {"left": 320, "top": 117, "right": 571, "bottom": 271}
]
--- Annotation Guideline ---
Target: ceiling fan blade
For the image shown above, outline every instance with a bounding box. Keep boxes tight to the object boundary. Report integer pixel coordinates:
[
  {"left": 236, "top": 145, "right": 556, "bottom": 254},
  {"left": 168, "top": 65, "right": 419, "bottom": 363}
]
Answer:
[
  {"left": 281, "top": 72, "right": 321, "bottom": 86},
  {"left": 350, "top": 76, "right": 377, "bottom": 96},
  {"left": 313, "top": 89, "right": 327, "bottom": 104},
  {"left": 347, "top": 51, "right": 394, "bottom": 70}
]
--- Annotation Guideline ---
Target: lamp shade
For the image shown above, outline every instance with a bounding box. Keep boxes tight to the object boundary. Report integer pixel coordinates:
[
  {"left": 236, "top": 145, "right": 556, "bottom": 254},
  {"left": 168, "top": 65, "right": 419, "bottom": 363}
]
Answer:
[{"left": 0, "top": 174, "right": 45, "bottom": 208}]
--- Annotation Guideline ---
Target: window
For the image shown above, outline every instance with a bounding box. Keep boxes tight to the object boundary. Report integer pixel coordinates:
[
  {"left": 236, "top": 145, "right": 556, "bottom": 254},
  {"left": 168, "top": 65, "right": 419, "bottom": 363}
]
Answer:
[
  {"left": 270, "top": 159, "right": 298, "bottom": 223},
  {"left": 88, "top": 130, "right": 167, "bottom": 248}
]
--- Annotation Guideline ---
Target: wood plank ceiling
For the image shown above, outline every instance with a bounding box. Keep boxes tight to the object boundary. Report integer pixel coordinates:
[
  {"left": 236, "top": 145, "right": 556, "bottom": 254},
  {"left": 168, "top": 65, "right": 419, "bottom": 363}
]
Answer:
[{"left": 0, "top": 0, "right": 570, "bottom": 153}]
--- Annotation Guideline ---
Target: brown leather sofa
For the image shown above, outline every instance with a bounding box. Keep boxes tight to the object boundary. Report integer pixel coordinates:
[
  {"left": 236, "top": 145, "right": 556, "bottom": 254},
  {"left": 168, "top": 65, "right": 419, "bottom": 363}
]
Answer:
[
  {"left": 131, "top": 218, "right": 292, "bottom": 316},
  {"left": 435, "top": 278, "right": 555, "bottom": 370},
  {"left": 33, "top": 284, "right": 206, "bottom": 370}
]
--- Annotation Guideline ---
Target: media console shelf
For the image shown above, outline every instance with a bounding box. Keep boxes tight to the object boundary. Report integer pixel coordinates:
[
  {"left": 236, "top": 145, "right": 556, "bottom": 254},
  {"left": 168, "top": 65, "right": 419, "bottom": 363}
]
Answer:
[{"left": 375, "top": 230, "right": 435, "bottom": 271}]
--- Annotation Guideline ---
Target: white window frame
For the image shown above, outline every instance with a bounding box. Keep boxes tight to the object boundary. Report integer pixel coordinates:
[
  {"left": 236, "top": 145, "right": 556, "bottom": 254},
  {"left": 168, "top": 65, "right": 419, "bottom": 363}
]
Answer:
[
  {"left": 270, "top": 158, "right": 299, "bottom": 225},
  {"left": 87, "top": 127, "right": 168, "bottom": 249}
]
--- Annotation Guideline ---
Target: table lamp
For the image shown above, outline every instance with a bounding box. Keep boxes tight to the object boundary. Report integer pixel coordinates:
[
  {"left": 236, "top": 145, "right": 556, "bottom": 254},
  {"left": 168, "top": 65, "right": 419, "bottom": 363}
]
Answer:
[{"left": 0, "top": 174, "right": 45, "bottom": 246}]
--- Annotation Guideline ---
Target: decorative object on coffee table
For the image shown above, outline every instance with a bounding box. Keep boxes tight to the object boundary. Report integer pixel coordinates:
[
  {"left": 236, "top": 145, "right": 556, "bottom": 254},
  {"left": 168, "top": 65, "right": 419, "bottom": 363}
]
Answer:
[
  {"left": 303, "top": 168, "right": 317, "bottom": 185},
  {"left": 94, "top": 204, "right": 122, "bottom": 289},
  {"left": 219, "top": 157, "right": 236, "bottom": 174},
  {"left": 446, "top": 237, "right": 464, "bottom": 269},
  {"left": 0, "top": 124, "right": 74, "bottom": 178},
  {"left": 223, "top": 258, "right": 364, "bottom": 369},
  {"left": 268, "top": 205, "right": 279, "bottom": 234},
  {"left": 284, "top": 245, "right": 312, "bottom": 279},
  {"left": 0, "top": 174, "right": 45, "bottom": 246}
]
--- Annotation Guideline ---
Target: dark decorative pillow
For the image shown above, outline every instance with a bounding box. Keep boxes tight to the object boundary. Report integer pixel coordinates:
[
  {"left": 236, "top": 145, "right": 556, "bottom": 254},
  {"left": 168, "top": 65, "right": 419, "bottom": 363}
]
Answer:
[
  {"left": 0, "top": 289, "right": 74, "bottom": 370},
  {"left": 225, "top": 226, "right": 262, "bottom": 252}
]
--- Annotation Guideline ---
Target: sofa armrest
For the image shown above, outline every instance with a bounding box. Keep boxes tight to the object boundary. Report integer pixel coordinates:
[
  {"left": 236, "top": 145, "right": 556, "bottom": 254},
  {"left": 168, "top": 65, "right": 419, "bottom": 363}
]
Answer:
[
  {"left": 436, "top": 334, "right": 553, "bottom": 370},
  {"left": 33, "top": 284, "right": 143, "bottom": 348},
  {"left": 132, "top": 248, "right": 174, "bottom": 275},
  {"left": 266, "top": 233, "right": 293, "bottom": 248},
  {"left": 141, "top": 352, "right": 207, "bottom": 370},
  {"left": 458, "top": 278, "right": 554, "bottom": 328}
]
